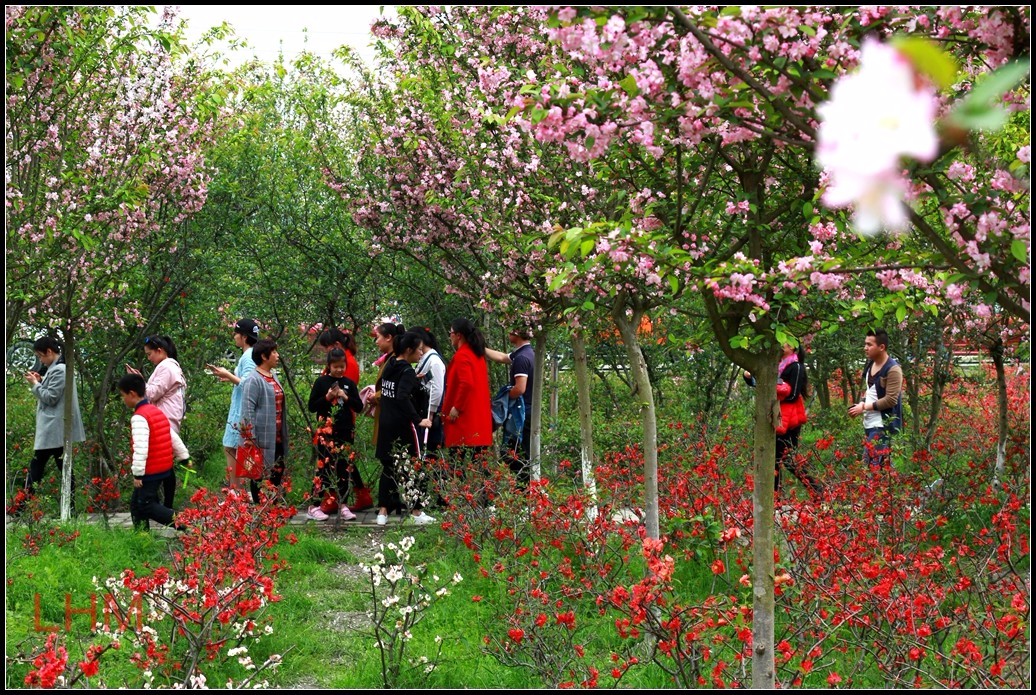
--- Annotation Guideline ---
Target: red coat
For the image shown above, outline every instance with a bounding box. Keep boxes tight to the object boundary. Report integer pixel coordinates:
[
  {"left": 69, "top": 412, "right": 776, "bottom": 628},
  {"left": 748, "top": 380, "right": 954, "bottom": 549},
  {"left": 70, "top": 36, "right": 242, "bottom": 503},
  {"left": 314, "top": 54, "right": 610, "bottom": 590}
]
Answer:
[
  {"left": 776, "top": 381, "right": 807, "bottom": 434},
  {"left": 345, "top": 350, "right": 360, "bottom": 385},
  {"left": 442, "top": 342, "right": 493, "bottom": 447}
]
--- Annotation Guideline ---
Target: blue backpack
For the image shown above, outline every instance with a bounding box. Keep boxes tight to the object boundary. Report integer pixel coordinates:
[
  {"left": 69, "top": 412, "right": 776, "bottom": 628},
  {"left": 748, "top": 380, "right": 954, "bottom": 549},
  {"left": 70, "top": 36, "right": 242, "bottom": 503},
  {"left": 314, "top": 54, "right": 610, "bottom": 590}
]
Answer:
[{"left": 491, "top": 385, "right": 526, "bottom": 442}]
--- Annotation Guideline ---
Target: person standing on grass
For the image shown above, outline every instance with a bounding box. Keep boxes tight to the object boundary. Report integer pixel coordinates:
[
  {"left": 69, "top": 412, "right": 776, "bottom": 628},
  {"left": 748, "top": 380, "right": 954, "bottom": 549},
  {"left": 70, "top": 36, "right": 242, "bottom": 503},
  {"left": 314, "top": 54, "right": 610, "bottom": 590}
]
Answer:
[
  {"left": 306, "top": 348, "right": 364, "bottom": 522},
  {"left": 118, "top": 373, "right": 190, "bottom": 531},
  {"left": 207, "top": 318, "right": 259, "bottom": 492},
  {"left": 485, "top": 326, "right": 535, "bottom": 487},
  {"left": 411, "top": 327, "right": 446, "bottom": 457},
  {"left": 848, "top": 328, "right": 904, "bottom": 467},
  {"left": 441, "top": 318, "right": 494, "bottom": 503},
  {"left": 23, "top": 336, "right": 85, "bottom": 511}
]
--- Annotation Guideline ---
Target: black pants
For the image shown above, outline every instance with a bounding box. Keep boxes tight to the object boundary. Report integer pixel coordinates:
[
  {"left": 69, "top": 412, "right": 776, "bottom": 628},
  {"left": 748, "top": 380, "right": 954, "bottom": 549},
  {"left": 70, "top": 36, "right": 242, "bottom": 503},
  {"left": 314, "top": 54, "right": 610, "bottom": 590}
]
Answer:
[
  {"left": 311, "top": 447, "right": 355, "bottom": 505},
  {"left": 27, "top": 447, "right": 75, "bottom": 512},
  {"left": 131, "top": 476, "right": 175, "bottom": 530},
  {"left": 502, "top": 423, "right": 532, "bottom": 487},
  {"left": 775, "top": 427, "right": 822, "bottom": 496},
  {"left": 163, "top": 470, "right": 176, "bottom": 509},
  {"left": 250, "top": 441, "right": 286, "bottom": 503},
  {"left": 377, "top": 453, "right": 403, "bottom": 515}
]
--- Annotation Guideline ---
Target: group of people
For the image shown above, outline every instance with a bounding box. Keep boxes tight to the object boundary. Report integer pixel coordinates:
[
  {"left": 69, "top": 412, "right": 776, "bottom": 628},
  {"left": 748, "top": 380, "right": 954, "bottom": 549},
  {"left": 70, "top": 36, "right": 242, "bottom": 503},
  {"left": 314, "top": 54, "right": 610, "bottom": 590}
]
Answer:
[
  {"left": 205, "top": 317, "right": 536, "bottom": 527},
  {"left": 20, "top": 319, "right": 902, "bottom": 527},
  {"left": 21, "top": 333, "right": 190, "bottom": 529},
  {"left": 744, "top": 328, "right": 903, "bottom": 498}
]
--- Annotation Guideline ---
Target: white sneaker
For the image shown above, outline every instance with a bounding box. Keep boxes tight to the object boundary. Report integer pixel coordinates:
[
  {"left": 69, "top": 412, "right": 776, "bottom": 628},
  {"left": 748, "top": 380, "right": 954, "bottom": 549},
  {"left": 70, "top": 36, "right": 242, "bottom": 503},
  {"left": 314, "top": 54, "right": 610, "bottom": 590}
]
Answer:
[
  {"left": 340, "top": 506, "right": 357, "bottom": 521},
  {"left": 376, "top": 513, "right": 388, "bottom": 526},
  {"left": 411, "top": 511, "right": 436, "bottom": 526},
  {"left": 307, "top": 506, "right": 329, "bottom": 521}
]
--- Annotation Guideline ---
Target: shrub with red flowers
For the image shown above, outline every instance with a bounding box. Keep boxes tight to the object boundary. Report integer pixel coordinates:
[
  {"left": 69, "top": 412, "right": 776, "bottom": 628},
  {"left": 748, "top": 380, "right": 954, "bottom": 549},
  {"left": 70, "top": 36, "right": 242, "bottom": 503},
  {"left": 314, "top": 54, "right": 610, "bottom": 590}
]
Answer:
[
  {"left": 94, "top": 487, "right": 296, "bottom": 687},
  {"left": 11, "top": 633, "right": 119, "bottom": 688},
  {"left": 435, "top": 368, "right": 1028, "bottom": 688},
  {"left": 83, "top": 473, "right": 124, "bottom": 527}
]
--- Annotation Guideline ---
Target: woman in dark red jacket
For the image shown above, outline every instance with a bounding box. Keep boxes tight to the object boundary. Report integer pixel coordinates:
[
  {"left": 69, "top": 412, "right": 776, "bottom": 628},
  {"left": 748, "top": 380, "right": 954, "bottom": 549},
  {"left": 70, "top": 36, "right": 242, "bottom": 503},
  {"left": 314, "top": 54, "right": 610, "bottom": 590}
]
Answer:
[
  {"left": 745, "top": 344, "right": 822, "bottom": 497},
  {"left": 441, "top": 318, "right": 493, "bottom": 456}
]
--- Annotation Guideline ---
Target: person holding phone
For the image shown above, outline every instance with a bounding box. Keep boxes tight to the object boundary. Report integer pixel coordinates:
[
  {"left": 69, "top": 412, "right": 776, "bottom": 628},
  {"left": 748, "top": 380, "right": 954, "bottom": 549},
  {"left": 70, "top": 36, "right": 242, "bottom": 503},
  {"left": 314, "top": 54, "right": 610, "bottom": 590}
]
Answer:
[
  {"left": 207, "top": 319, "right": 260, "bottom": 491},
  {"left": 306, "top": 348, "right": 364, "bottom": 521},
  {"left": 23, "top": 336, "right": 85, "bottom": 513}
]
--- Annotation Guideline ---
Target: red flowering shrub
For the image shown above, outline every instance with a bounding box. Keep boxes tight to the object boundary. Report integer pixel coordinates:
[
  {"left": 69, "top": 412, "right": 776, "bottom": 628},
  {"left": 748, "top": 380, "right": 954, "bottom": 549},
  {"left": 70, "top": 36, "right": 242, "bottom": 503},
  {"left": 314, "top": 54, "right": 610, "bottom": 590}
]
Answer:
[
  {"left": 96, "top": 487, "right": 295, "bottom": 687},
  {"left": 437, "top": 368, "right": 1029, "bottom": 688}
]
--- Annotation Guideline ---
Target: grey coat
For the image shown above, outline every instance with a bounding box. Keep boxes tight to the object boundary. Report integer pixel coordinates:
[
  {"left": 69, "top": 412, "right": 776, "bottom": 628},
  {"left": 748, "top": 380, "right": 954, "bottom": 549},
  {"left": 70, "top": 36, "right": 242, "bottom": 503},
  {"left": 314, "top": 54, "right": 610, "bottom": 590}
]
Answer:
[
  {"left": 31, "top": 362, "right": 86, "bottom": 450},
  {"left": 239, "top": 369, "right": 289, "bottom": 473}
]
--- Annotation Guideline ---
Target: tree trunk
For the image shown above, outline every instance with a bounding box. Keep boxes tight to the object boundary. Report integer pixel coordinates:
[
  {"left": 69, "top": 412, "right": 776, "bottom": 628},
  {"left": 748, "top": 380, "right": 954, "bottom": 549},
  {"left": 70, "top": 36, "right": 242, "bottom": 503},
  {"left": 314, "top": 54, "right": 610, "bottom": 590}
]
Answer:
[
  {"left": 991, "top": 338, "right": 1008, "bottom": 483},
  {"left": 923, "top": 338, "right": 952, "bottom": 450},
  {"left": 612, "top": 300, "right": 659, "bottom": 540},
  {"left": 549, "top": 351, "right": 559, "bottom": 420},
  {"left": 749, "top": 353, "right": 779, "bottom": 689},
  {"left": 60, "top": 320, "right": 75, "bottom": 522},
  {"left": 530, "top": 330, "right": 547, "bottom": 481},
  {"left": 570, "top": 330, "right": 598, "bottom": 520},
  {"left": 817, "top": 371, "right": 831, "bottom": 411}
]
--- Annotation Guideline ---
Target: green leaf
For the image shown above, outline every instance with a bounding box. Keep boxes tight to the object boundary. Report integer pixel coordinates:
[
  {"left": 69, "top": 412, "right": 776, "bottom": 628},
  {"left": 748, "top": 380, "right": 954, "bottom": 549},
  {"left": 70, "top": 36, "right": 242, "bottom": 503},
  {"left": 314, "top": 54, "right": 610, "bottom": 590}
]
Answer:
[
  {"left": 668, "top": 275, "right": 679, "bottom": 294},
  {"left": 619, "top": 74, "right": 639, "bottom": 97},
  {"left": 949, "top": 106, "right": 1009, "bottom": 131},
  {"left": 1011, "top": 239, "right": 1028, "bottom": 262},
  {"left": 873, "top": 307, "right": 884, "bottom": 321},
  {"left": 949, "top": 60, "right": 1031, "bottom": 131},
  {"left": 580, "top": 238, "right": 595, "bottom": 257},
  {"left": 581, "top": 300, "right": 595, "bottom": 311},
  {"left": 891, "top": 35, "right": 959, "bottom": 90},
  {"left": 801, "top": 201, "right": 813, "bottom": 219},
  {"left": 963, "top": 60, "right": 1031, "bottom": 108},
  {"left": 895, "top": 305, "right": 907, "bottom": 323}
]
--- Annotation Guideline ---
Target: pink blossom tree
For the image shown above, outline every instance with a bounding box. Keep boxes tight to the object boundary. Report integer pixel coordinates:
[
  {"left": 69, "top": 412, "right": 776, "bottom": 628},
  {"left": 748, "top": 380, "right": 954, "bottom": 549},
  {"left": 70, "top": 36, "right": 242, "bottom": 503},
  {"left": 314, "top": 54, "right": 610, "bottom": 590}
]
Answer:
[
  {"left": 6, "top": 6, "right": 215, "bottom": 518},
  {"left": 512, "top": 5, "right": 1028, "bottom": 686}
]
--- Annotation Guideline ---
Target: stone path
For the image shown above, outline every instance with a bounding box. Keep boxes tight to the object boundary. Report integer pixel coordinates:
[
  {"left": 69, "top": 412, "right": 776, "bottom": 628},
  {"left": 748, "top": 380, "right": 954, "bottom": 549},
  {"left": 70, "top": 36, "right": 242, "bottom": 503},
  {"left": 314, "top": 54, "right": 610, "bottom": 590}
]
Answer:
[{"left": 5, "top": 508, "right": 437, "bottom": 532}]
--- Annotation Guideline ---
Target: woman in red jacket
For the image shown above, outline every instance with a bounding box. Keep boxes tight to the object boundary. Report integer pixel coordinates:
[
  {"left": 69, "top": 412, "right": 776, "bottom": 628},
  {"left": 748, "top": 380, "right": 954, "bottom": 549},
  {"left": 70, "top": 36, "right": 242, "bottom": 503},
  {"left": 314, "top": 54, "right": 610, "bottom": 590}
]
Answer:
[
  {"left": 441, "top": 318, "right": 493, "bottom": 462},
  {"left": 745, "top": 343, "right": 822, "bottom": 497}
]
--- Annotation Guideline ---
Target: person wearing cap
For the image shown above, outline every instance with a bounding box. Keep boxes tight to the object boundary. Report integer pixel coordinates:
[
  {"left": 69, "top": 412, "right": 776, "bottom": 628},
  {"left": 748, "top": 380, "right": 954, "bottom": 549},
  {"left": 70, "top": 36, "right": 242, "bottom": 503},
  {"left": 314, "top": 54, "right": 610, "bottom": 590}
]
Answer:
[
  {"left": 485, "top": 326, "right": 535, "bottom": 487},
  {"left": 207, "top": 319, "right": 260, "bottom": 490}
]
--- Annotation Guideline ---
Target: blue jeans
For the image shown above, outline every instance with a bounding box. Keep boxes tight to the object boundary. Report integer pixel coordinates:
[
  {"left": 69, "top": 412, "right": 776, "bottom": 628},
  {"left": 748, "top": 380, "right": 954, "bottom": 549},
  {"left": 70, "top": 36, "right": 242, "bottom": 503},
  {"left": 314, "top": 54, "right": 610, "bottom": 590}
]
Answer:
[{"left": 864, "top": 428, "right": 891, "bottom": 467}]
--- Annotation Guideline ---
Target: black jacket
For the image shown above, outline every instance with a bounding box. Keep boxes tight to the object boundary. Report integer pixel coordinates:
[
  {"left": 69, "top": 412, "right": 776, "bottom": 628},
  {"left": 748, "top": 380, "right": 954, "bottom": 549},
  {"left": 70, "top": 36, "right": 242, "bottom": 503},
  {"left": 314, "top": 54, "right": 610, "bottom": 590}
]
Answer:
[
  {"left": 375, "top": 356, "right": 422, "bottom": 460},
  {"left": 308, "top": 374, "right": 363, "bottom": 445}
]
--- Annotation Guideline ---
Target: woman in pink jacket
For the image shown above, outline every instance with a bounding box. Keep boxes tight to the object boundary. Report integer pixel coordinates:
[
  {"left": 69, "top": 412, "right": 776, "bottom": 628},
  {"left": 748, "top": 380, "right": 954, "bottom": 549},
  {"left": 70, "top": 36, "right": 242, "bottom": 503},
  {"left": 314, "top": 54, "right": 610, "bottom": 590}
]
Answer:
[{"left": 127, "top": 335, "right": 186, "bottom": 506}]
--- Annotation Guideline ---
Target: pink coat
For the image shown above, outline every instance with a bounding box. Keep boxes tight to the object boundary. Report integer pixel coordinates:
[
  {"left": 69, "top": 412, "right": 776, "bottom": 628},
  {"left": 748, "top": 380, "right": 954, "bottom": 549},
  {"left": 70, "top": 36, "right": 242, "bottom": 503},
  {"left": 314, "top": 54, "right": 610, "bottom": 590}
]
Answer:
[{"left": 147, "top": 358, "right": 186, "bottom": 433}]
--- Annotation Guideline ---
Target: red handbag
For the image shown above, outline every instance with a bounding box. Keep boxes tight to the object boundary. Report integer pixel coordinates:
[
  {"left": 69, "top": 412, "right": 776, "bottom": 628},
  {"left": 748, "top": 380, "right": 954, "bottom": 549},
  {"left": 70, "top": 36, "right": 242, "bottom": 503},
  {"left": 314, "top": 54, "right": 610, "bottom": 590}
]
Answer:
[
  {"left": 319, "top": 491, "right": 340, "bottom": 515},
  {"left": 235, "top": 442, "right": 264, "bottom": 479}
]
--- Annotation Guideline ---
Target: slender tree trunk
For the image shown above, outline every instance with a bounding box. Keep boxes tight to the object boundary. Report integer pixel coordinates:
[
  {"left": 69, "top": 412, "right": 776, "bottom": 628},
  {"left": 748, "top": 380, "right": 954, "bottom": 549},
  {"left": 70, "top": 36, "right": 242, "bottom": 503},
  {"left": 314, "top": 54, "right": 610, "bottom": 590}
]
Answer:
[
  {"left": 570, "top": 330, "right": 598, "bottom": 520},
  {"left": 530, "top": 330, "right": 547, "bottom": 481},
  {"left": 61, "top": 319, "right": 75, "bottom": 521},
  {"left": 817, "top": 371, "right": 831, "bottom": 411},
  {"left": 549, "top": 351, "right": 559, "bottom": 420},
  {"left": 612, "top": 300, "right": 658, "bottom": 540},
  {"left": 923, "top": 339, "right": 952, "bottom": 450},
  {"left": 991, "top": 338, "right": 1008, "bottom": 483},
  {"left": 749, "top": 353, "right": 779, "bottom": 689}
]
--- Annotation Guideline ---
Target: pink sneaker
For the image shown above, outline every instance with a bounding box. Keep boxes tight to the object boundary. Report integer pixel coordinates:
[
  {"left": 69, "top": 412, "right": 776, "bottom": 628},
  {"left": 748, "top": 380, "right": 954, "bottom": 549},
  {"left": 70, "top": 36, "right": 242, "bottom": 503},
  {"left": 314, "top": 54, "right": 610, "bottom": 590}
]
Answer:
[
  {"left": 306, "top": 506, "right": 329, "bottom": 521},
  {"left": 340, "top": 506, "right": 357, "bottom": 521}
]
